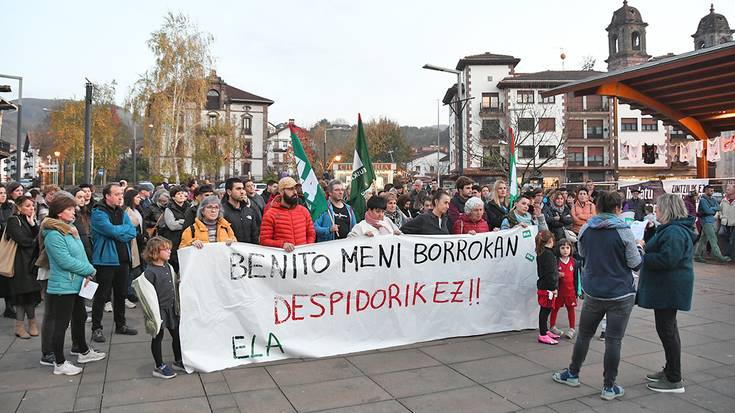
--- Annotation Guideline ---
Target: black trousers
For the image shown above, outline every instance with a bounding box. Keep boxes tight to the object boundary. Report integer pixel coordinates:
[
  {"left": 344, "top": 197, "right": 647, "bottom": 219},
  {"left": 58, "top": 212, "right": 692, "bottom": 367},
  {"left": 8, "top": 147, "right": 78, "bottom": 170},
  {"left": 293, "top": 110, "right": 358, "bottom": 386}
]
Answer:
[
  {"left": 151, "top": 327, "right": 182, "bottom": 367},
  {"left": 92, "top": 264, "right": 130, "bottom": 331},
  {"left": 539, "top": 306, "right": 552, "bottom": 335},
  {"left": 46, "top": 294, "right": 88, "bottom": 364},
  {"left": 654, "top": 309, "right": 681, "bottom": 383}
]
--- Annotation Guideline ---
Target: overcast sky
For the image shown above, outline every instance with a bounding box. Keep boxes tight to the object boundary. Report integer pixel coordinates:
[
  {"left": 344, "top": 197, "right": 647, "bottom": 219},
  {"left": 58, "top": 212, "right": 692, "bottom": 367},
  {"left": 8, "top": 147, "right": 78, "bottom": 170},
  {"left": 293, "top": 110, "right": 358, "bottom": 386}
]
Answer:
[{"left": 3, "top": 0, "right": 731, "bottom": 127}]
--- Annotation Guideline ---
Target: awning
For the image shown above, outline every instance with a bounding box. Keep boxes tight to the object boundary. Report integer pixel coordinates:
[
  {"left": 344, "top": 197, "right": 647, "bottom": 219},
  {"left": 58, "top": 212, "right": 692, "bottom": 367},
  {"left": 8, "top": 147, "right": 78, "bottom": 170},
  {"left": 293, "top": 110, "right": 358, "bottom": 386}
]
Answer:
[{"left": 542, "top": 42, "right": 735, "bottom": 178}]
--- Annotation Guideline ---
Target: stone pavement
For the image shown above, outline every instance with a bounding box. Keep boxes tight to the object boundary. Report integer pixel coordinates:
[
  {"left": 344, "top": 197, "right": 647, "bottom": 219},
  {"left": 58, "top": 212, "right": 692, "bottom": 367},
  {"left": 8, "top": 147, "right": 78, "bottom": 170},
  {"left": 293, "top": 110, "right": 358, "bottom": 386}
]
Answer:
[{"left": 0, "top": 262, "right": 733, "bottom": 413}]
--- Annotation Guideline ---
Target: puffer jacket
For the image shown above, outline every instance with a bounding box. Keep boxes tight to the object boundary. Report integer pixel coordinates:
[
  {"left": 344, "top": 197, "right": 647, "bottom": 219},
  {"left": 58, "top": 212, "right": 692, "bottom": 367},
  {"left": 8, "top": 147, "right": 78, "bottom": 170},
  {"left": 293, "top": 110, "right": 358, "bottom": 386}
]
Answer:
[
  {"left": 451, "top": 214, "right": 490, "bottom": 234},
  {"left": 260, "top": 195, "right": 316, "bottom": 248},
  {"left": 179, "top": 217, "right": 236, "bottom": 248},
  {"left": 42, "top": 219, "right": 95, "bottom": 295}
]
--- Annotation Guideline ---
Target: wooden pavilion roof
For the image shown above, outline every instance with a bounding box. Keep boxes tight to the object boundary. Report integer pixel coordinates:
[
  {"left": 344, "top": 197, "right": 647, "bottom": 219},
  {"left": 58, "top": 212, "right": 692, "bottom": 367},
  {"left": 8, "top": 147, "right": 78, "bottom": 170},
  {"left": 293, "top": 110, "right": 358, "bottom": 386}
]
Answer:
[{"left": 542, "top": 42, "right": 735, "bottom": 177}]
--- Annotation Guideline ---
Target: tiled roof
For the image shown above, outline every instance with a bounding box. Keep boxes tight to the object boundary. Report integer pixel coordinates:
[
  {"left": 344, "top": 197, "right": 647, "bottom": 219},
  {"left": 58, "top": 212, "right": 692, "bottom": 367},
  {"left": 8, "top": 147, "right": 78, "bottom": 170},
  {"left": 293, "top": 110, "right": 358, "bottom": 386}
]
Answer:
[
  {"left": 497, "top": 70, "right": 602, "bottom": 88},
  {"left": 456, "top": 52, "right": 520, "bottom": 70},
  {"left": 224, "top": 85, "right": 274, "bottom": 105}
]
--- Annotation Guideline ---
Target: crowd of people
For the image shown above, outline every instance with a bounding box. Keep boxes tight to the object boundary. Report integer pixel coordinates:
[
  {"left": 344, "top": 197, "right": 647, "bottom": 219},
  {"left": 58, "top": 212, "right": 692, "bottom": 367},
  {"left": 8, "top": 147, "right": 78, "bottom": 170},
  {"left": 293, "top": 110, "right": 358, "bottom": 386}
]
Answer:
[{"left": 0, "top": 175, "right": 732, "bottom": 395}]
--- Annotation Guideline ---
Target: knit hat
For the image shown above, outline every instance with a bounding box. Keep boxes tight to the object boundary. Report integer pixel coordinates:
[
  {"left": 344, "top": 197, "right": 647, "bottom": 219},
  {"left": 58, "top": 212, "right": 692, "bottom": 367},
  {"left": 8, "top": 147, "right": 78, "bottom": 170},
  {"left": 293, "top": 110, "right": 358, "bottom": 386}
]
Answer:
[{"left": 278, "top": 177, "right": 298, "bottom": 193}]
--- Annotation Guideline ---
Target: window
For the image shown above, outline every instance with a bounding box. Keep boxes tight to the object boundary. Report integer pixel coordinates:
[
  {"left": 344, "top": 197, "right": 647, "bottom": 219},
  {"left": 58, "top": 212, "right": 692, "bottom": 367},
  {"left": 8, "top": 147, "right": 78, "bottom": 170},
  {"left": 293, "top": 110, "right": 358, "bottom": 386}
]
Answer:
[
  {"left": 632, "top": 32, "right": 641, "bottom": 50},
  {"left": 567, "top": 147, "right": 584, "bottom": 166},
  {"left": 538, "top": 118, "right": 556, "bottom": 132},
  {"left": 519, "top": 146, "right": 535, "bottom": 159},
  {"left": 481, "top": 93, "right": 500, "bottom": 110},
  {"left": 539, "top": 92, "right": 555, "bottom": 104},
  {"left": 586, "top": 95, "right": 604, "bottom": 111},
  {"left": 588, "top": 171, "right": 606, "bottom": 182},
  {"left": 612, "top": 35, "right": 619, "bottom": 54},
  {"left": 670, "top": 127, "right": 687, "bottom": 138},
  {"left": 567, "top": 171, "right": 584, "bottom": 183},
  {"left": 429, "top": 165, "right": 435, "bottom": 173},
  {"left": 518, "top": 118, "right": 535, "bottom": 132},
  {"left": 481, "top": 119, "right": 500, "bottom": 139},
  {"left": 538, "top": 146, "right": 556, "bottom": 158},
  {"left": 483, "top": 146, "right": 501, "bottom": 168},
  {"left": 207, "top": 112, "right": 218, "bottom": 128},
  {"left": 641, "top": 118, "right": 658, "bottom": 131},
  {"left": 206, "top": 90, "right": 220, "bottom": 110},
  {"left": 517, "top": 90, "right": 534, "bottom": 104},
  {"left": 243, "top": 142, "right": 252, "bottom": 157},
  {"left": 621, "top": 118, "right": 638, "bottom": 131},
  {"left": 242, "top": 115, "right": 253, "bottom": 135},
  {"left": 586, "top": 120, "right": 603, "bottom": 138},
  {"left": 567, "top": 120, "right": 584, "bottom": 139},
  {"left": 587, "top": 147, "right": 604, "bottom": 166},
  {"left": 567, "top": 94, "right": 583, "bottom": 111}
]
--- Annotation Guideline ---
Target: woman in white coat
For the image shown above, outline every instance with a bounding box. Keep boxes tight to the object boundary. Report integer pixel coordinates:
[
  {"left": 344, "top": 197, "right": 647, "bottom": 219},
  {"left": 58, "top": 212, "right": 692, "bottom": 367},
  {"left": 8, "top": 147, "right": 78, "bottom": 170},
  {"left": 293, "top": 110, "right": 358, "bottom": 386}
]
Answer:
[{"left": 348, "top": 196, "right": 402, "bottom": 238}]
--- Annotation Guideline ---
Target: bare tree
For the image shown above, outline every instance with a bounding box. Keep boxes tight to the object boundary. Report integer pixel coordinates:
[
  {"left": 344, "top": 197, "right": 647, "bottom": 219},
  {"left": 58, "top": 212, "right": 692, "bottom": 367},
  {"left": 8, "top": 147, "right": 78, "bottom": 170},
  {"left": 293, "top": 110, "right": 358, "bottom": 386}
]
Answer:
[
  {"left": 580, "top": 55, "right": 597, "bottom": 71},
  {"left": 470, "top": 104, "right": 566, "bottom": 185}
]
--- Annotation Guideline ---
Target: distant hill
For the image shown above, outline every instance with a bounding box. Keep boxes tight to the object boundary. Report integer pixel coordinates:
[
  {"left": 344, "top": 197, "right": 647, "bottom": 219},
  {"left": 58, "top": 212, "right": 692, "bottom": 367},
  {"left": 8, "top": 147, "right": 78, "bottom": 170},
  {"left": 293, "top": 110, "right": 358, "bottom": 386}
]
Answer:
[
  {"left": 401, "top": 125, "right": 449, "bottom": 148},
  {"left": 0, "top": 98, "right": 66, "bottom": 145}
]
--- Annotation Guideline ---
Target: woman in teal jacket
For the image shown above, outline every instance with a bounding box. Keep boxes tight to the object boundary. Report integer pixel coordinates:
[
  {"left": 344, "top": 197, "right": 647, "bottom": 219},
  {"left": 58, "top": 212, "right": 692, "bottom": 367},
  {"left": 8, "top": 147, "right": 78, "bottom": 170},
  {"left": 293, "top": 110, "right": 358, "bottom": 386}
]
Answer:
[
  {"left": 43, "top": 196, "right": 106, "bottom": 376},
  {"left": 638, "top": 194, "right": 696, "bottom": 394}
]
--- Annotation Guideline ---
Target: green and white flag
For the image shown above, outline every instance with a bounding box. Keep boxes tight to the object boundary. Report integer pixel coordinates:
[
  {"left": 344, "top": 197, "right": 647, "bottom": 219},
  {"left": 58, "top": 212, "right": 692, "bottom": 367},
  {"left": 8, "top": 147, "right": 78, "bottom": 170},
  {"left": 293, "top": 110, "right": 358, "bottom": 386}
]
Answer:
[
  {"left": 508, "top": 127, "right": 519, "bottom": 206},
  {"left": 349, "top": 114, "right": 376, "bottom": 220},
  {"left": 289, "top": 125, "right": 328, "bottom": 220}
]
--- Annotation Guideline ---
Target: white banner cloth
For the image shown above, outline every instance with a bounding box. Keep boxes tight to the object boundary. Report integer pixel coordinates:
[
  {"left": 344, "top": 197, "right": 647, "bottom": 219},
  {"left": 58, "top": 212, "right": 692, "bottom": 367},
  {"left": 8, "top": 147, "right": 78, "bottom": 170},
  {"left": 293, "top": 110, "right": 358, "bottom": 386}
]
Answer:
[{"left": 178, "top": 227, "right": 539, "bottom": 373}]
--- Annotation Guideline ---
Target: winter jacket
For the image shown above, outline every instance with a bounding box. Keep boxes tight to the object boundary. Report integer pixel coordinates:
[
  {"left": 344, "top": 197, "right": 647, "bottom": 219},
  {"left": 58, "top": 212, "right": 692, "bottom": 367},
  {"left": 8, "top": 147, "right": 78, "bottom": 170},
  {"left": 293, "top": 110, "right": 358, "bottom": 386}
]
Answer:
[
  {"left": 624, "top": 198, "right": 647, "bottom": 221},
  {"left": 684, "top": 197, "right": 698, "bottom": 218},
  {"left": 3, "top": 215, "right": 41, "bottom": 296},
  {"left": 638, "top": 217, "right": 696, "bottom": 311},
  {"left": 0, "top": 202, "right": 13, "bottom": 232},
  {"left": 543, "top": 203, "right": 573, "bottom": 241},
  {"left": 221, "top": 199, "right": 260, "bottom": 244},
  {"left": 90, "top": 202, "right": 136, "bottom": 267},
  {"left": 248, "top": 193, "right": 266, "bottom": 216},
  {"left": 698, "top": 195, "right": 720, "bottom": 224},
  {"left": 451, "top": 214, "right": 490, "bottom": 235},
  {"left": 260, "top": 196, "right": 316, "bottom": 248},
  {"left": 144, "top": 203, "right": 166, "bottom": 231},
  {"left": 161, "top": 201, "right": 189, "bottom": 253},
  {"left": 485, "top": 200, "right": 508, "bottom": 230},
  {"left": 183, "top": 203, "right": 198, "bottom": 230},
  {"left": 400, "top": 212, "right": 450, "bottom": 235},
  {"left": 179, "top": 217, "right": 236, "bottom": 248},
  {"left": 447, "top": 194, "right": 469, "bottom": 228},
  {"left": 43, "top": 219, "right": 95, "bottom": 295},
  {"left": 720, "top": 197, "right": 735, "bottom": 227},
  {"left": 578, "top": 213, "right": 643, "bottom": 300},
  {"left": 571, "top": 201, "right": 596, "bottom": 233},
  {"left": 536, "top": 247, "right": 559, "bottom": 291},
  {"left": 385, "top": 209, "right": 409, "bottom": 228},
  {"left": 314, "top": 201, "right": 357, "bottom": 242},
  {"left": 348, "top": 219, "right": 400, "bottom": 238},
  {"left": 125, "top": 208, "right": 143, "bottom": 269}
]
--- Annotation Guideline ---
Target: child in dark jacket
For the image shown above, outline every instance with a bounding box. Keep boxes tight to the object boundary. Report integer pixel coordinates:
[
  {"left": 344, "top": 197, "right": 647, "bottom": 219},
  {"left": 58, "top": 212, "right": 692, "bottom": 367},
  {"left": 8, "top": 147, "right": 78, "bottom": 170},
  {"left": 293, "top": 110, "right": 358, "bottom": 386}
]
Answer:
[
  {"left": 549, "top": 239, "right": 579, "bottom": 339},
  {"left": 536, "top": 230, "right": 560, "bottom": 345}
]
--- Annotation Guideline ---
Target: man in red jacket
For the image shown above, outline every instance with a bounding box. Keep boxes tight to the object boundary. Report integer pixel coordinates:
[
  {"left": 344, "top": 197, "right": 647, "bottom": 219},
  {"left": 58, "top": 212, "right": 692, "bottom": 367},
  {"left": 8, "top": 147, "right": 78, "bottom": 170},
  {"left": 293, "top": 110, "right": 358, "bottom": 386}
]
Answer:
[{"left": 260, "top": 177, "right": 316, "bottom": 252}]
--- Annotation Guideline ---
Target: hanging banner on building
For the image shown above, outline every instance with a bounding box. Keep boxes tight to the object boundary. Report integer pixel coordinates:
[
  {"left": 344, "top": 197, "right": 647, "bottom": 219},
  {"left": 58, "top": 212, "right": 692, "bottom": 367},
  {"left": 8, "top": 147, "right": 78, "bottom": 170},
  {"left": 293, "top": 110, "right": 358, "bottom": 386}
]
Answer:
[
  {"left": 619, "top": 179, "right": 710, "bottom": 204},
  {"left": 178, "top": 228, "right": 539, "bottom": 373}
]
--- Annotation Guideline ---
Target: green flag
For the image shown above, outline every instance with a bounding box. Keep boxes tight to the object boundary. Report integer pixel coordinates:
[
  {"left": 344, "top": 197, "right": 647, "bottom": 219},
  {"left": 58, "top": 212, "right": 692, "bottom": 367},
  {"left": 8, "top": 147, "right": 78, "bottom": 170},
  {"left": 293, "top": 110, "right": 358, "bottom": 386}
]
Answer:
[
  {"left": 289, "top": 125, "right": 328, "bottom": 220},
  {"left": 508, "top": 127, "right": 519, "bottom": 207},
  {"left": 349, "top": 114, "right": 376, "bottom": 220}
]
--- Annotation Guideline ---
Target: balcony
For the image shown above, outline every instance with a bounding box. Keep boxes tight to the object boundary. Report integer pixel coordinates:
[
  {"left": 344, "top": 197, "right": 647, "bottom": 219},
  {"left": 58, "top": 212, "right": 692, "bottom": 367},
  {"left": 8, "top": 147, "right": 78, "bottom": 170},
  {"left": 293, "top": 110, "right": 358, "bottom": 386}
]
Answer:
[{"left": 479, "top": 103, "right": 504, "bottom": 117}]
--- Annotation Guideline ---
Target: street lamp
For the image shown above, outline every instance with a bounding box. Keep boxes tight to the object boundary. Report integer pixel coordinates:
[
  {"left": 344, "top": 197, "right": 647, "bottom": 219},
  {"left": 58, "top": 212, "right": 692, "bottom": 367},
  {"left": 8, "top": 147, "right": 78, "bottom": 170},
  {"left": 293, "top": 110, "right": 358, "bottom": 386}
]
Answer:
[
  {"left": 325, "top": 154, "right": 343, "bottom": 176},
  {"left": 323, "top": 125, "right": 351, "bottom": 170},
  {"left": 422, "top": 64, "right": 465, "bottom": 175}
]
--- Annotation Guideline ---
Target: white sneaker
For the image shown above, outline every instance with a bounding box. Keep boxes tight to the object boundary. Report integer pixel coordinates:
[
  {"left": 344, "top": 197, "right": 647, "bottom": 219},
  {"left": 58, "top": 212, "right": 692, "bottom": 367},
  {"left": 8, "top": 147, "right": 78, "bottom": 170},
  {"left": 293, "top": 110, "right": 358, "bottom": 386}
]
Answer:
[
  {"left": 77, "top": 348, "right": 106, "bottom": 364},
  {"left": 104, "top": 302, "right": 112, "bottom": 312},
  {"left": 85, "top": 305, "right": 92, "bottom": 313},
  {"left": 53, "top": 360, "right": 83, "bottom": 376},
  {"left": 86, "top": 315, "right": 91, "bottom": 323},
  {"left": 125, "top": 299, "right": 136, "bottom": 309}
]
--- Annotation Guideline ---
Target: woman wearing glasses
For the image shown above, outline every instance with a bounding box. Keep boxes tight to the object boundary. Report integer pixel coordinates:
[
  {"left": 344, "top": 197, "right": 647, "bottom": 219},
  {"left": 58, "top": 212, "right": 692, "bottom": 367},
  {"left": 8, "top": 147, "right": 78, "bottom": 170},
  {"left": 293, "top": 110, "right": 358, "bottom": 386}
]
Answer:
[{"left": 179, "top": 195, "right": 236, "bottom": 249}]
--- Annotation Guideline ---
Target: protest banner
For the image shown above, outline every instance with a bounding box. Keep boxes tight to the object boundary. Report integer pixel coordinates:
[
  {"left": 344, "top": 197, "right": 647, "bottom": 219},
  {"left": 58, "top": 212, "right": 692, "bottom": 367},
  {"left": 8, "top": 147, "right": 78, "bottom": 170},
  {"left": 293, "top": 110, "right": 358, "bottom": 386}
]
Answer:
[
  {"left": 619, "top": 179, "right": 709, "bottom": 205},
  {"left": 178, "top": 227, "right": 539, "bottom": 373}
]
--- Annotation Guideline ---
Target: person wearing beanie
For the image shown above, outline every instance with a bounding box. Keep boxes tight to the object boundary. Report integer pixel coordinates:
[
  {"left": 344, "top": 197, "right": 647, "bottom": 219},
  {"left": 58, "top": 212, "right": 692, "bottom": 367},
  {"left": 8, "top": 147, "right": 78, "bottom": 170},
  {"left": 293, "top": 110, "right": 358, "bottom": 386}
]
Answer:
[
  {"left": 260, "top": 177, "right": 316, "bottom": 252},
  {"left": 179, "top": 195, "right": 236, "bottom": 249}
]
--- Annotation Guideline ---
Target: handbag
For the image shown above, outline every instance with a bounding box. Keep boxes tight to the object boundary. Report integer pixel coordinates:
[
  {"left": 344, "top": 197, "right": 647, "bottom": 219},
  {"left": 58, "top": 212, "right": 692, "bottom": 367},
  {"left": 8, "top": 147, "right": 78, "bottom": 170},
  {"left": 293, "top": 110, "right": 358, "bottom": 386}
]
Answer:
[
  {"left": 146, "top": 212, "right": 163, "bottom": 238},
  {"left": 0, "top": 217, "right": 20, "bottom": 278}
]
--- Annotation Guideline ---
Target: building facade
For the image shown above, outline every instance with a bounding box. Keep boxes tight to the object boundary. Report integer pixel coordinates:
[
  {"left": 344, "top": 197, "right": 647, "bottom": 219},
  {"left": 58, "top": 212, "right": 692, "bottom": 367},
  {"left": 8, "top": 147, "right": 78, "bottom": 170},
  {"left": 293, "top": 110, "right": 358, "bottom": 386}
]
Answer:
[{"left": 406, "top": 149, "right": 448, "bottom": 178}]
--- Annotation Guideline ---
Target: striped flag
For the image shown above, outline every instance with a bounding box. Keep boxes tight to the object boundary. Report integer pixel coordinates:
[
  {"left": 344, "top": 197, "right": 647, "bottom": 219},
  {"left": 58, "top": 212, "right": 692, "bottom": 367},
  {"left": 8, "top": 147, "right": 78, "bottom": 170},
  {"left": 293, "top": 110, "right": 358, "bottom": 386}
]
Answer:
[
  {"left": 349, "top": 114, "right": 376, "bottom": 220},
  {"left": 289, "top": 125, "right": 328, "bottom": 220}
]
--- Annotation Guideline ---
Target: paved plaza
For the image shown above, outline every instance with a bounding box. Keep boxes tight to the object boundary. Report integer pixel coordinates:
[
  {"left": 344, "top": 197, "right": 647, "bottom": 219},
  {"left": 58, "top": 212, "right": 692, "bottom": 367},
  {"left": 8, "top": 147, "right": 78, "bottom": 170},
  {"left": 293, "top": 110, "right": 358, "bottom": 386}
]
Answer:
[{"left": 0, "top": 262, "right": 732, "bottom": 413}]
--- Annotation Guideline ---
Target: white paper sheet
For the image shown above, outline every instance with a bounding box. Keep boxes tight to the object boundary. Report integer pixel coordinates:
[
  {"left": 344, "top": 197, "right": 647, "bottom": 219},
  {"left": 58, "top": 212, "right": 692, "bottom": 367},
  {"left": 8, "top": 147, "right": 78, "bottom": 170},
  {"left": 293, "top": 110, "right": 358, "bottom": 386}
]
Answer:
[
  {"left": 630, "top": 220, "right": 647, "bottom": 241},
  {"left": 78, "top": 280, "right": 99, "bottom": 300}
]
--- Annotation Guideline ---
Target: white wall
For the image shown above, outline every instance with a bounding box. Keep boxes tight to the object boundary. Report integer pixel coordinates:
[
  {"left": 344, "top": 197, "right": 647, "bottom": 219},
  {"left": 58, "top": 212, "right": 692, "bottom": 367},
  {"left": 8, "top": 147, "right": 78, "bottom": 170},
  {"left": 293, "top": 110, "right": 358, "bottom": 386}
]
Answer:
[
  {"left": 507, "top": 88, "right": 565, "bottom": 169},
  {"left": 407, "top": 152, "right": 447, "bottom": 176}
]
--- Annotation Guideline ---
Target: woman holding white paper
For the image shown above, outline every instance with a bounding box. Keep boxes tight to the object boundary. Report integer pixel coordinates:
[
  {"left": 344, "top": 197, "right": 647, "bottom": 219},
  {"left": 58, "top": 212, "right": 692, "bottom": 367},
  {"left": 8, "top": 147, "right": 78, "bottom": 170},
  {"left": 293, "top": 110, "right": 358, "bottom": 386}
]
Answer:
[{"left": 42, "top": 196, "right": 106, "bottom": 376}]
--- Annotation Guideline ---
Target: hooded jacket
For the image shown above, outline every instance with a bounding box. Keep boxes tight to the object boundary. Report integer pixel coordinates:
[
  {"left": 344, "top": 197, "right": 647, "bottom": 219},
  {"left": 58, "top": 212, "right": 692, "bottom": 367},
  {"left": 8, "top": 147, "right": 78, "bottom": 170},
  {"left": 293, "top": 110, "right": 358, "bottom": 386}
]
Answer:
[
  {"left": 314, "top": 201, "right": 357, "bottom": 242},
  {"left": 260, "top": 195, "right": 316, "bottom": 248},
  {"left": 42, "top": 218, "right": 95, "bottom": 295},
  {"left": 578, "top": 213, "right": 643, "bottom": 300},
  {"left": 90, "top": 201, "right": 137, "bottom": 266},
  {"left": 638, "top": 217, "right": 696, "bottom": 311}
]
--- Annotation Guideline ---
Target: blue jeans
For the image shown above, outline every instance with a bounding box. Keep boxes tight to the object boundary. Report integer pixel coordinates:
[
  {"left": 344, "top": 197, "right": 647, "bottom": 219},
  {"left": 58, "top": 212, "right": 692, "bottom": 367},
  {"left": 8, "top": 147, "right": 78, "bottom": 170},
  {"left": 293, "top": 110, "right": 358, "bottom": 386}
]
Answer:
[{"left": 568, "top": 295, "right": 635, "bottom": 388}]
